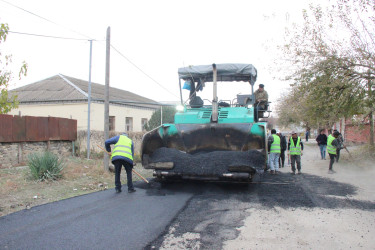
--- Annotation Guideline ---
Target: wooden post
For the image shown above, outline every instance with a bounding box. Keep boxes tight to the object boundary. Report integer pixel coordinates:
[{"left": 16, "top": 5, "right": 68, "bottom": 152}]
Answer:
[
  {"left": 104, "top": 27, "right": 111, "bottom": 171},
  {"left": 18, "top": 143, "right": 23, "bottom": 164}
]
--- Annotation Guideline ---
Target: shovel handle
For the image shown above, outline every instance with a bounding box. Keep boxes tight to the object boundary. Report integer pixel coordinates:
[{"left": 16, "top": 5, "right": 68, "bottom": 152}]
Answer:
[{"left": 132, "top": 169, "right": 149, "bottom": 183}]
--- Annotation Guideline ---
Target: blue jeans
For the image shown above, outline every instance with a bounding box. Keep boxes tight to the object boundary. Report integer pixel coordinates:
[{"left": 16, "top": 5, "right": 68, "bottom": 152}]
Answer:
[
  {"left": 319, "top": 144, "right": 326, "bottom": 159},
  {"left": 269, "top": 153, "right": 280, "bottom": 171}
]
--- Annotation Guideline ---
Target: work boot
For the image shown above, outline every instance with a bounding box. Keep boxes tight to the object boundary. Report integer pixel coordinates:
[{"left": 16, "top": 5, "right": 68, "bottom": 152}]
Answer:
[
  {"left": 270, "top": 170, "right": 275, "bottom": 175},
  {"left": 128, "top": 188, "right": 136, "bottom": 193},
  {"left": 291, "top": 171, "right": 296, "bottom": 175},
  {"left": 115, "top": 189, "right": 122, "bottom": 193},
  {"left": 298, "top": 170, "right": 302, "bottom": 174}
]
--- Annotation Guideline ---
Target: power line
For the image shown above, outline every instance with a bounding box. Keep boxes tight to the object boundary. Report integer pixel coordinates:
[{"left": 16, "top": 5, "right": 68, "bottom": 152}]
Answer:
[
  {"left": 6, "top": 29, "right": 179, "bottom": 99},
  {"left": 1, "top": 0, "right": 179, "bottom": 99},
  {"left": 8, "top": 30, "right": 93, "bottom": 41},
  {"left": 110, "top": 44, "right": 180, "bottom": 99},
  {"left": 0, "top": 0, "right": 94, "bottom": 40}
]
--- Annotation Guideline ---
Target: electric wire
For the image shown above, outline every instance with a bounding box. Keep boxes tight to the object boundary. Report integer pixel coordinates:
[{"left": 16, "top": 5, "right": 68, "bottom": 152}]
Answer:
[
  {"left": 0, "top": 0, "right": 94, "bottom": 40},
  {"left": 110, "top": 44, "right": 179, "bottom": 99},
  {"left": 1, "top": 0, "right": 179, "bottom": 99},
  {"left": 7, "top": 30, "right": 93, "bottom": 41}
]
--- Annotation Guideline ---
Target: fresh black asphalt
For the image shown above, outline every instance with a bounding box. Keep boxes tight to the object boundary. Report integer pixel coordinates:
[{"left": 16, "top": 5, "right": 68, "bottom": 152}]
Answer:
[{"left": 0, "top": 180, "right": 193, "bottom": 250}]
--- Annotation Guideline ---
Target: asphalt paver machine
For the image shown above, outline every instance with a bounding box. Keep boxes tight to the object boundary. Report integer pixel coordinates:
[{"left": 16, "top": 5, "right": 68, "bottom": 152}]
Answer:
[{"left": 141, "top": 63, "right": 270, "bottom": 182}]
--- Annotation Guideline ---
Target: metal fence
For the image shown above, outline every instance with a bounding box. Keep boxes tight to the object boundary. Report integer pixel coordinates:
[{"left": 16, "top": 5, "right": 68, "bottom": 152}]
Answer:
[{"left": 0, "top": 114, "right": 77, "bottom": 142}]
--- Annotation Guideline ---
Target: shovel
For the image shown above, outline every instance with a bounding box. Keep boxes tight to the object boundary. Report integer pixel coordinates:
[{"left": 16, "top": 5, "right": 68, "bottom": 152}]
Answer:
[
  {"left": 96, "top": 144, "right": 149, "bottom": 183},
  {"left": 343, "top": 145, "right": 353, "bottom": 158}
]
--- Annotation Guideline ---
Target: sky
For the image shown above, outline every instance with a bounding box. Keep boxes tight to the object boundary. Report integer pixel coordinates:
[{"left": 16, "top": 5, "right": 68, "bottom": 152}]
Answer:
[{"left": 0, "top": 0, "right": 322, "bottom": 108}]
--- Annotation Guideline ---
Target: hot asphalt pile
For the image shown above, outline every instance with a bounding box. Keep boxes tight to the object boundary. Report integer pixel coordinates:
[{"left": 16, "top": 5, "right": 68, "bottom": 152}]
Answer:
[{"left": 149, "top": 147, "right": 265, "bottom": 175}]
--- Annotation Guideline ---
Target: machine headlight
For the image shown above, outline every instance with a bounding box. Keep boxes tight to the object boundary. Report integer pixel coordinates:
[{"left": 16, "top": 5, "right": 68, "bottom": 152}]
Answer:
[{"left": 176, "top": 105, "right": 184, "bottom": 111}]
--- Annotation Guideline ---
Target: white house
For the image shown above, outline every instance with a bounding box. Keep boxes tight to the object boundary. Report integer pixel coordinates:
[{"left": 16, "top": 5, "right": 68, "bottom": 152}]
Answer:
[{"left": 8, "top": 74, "right": 159, "bottom": 132}]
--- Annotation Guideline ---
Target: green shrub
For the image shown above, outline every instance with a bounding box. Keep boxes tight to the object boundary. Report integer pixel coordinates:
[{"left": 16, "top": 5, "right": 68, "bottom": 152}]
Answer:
[{"left": 27, "top": 151, "right": 64, "bottom": 181}]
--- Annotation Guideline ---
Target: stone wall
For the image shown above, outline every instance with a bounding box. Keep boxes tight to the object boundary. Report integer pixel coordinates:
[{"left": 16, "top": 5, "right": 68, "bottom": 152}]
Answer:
[
  {"left": 0, "top": 130, "right": 147, "bottom": 168},
  {"left": 0, "top": 141, "right": 73, "bottom": 169},
  {"left": 75, "top": 130, "right": 145, "bottom": 157}
]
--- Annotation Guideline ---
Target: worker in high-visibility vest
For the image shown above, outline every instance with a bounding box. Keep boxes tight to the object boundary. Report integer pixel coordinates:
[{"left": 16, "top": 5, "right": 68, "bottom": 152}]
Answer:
[
  {"left": 327, "top": 130, "right": 340, "bottom": 172},
  {"left": 287, "top": 131, "right": 304, "bottom": 175},
  {"left": 268, "top": 129, "right": 281, "bottom": 174},
  {"left": 105, "top": 133, "right": 136, "bottom": 193}
]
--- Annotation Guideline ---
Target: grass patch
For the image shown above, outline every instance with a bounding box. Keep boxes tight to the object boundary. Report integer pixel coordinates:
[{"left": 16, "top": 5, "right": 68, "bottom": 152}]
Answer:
[
  {"left": 0, "top": 157, "right": 153, "bottom": 217},
  {"left": 28, "top": 151, "right": 64, "bottom": 181}
]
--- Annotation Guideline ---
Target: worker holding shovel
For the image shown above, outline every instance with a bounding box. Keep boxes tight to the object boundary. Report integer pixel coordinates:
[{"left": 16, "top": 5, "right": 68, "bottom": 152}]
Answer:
[{"left": 105, "top": 133, "right": 136, "bottom": 194}]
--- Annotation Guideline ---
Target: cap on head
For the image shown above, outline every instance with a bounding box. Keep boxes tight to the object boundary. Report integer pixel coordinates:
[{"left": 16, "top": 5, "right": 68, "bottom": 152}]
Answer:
[
  {"left": 333, "top": 131, "right": 340, "bottom": 136},
  {"left": 259, "top": 84, "right": 264, "bottom": 88},
  {"left": 291, "top": 131, "right": 296, "bottom": 135}
]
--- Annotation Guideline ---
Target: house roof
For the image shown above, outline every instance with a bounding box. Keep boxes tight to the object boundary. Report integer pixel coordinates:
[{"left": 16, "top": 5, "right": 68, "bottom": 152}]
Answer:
[{"left": 9, "top": 74, "right": 160, "bottom": 109}]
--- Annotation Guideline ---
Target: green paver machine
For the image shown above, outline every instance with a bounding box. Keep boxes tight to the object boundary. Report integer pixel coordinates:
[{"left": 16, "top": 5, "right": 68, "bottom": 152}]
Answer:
[{"left": 141, "top": 63, "right": 269, "bottom": 182}]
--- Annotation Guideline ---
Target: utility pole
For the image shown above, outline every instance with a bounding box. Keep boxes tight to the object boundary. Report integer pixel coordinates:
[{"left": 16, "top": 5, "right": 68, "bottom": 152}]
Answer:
[
  {"left": 87, "top": 39, "right": 93, "bottom": 159},
  {"left": 368, "top": 72, "right": 374, "bottom": 146},
  {"left": 160, "top": 105, "right": 163, "bottom": 125},
  {"left": 104, "top": 27, "right": 110, "bottom": 171}
]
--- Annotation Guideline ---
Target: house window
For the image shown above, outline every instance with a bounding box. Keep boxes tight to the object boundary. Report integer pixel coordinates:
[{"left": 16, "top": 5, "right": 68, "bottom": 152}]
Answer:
[
  {"left": 125, "top": 117, "right": 133, "bottom": 132},
  {"left": 141, "top": 118, "right": 148, "bottom": 131},
  {"left": 109, "top": 116, "right": 115, "bottom": 131}
]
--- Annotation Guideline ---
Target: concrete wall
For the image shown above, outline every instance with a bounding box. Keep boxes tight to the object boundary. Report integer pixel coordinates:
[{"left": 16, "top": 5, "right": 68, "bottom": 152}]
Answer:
[{"left": 9, "top": 102, "right": 155, "bottom": 132}]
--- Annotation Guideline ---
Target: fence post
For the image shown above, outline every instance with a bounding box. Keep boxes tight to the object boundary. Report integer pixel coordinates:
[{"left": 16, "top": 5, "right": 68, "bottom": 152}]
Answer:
[{"left": 18, "top": 143, "right": 23, "bottom": 164}]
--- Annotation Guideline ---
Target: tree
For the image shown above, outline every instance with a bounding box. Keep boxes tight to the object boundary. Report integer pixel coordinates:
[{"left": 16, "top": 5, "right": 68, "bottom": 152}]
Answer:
[
  {"left": 0, "top": 23, "right": 28, "bottom": 114},
  {"left": 277, "top": 0, "right": 374, "bottom": 137},
  {"left": 144, "top": 106, "right": 177, "bottom": 131}
]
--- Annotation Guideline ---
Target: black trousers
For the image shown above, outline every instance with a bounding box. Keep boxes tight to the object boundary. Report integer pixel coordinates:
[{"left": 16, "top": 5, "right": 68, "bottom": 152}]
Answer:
[
  {"left": 279, "top": 150, "right": 285, "bottom": 167},
  {"left": 329, "top": 153, "right": 336, "bottom": 170},
  {"left": 290, "top": 155, "right": 301, "bottom": 172},
  {"left": 336, "top": 148, "right": 341, "bottom": 162},
  {"left": 113, "top": 159, "right": 134, "bottom": 191}
]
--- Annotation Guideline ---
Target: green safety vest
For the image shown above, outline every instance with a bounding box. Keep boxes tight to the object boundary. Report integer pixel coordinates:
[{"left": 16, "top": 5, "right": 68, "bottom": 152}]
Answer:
[
  {"left": 290, "top": 137, "right": 301, "bottom": 155},
  {"left": 111, "top": 135, "right": 133, "bottom": 161},
  {"left": 327, "top": 134, "right": 337, "bottom": 155},
  {"left": 270, "top": 134, "right": 281, "bottom": 153}
]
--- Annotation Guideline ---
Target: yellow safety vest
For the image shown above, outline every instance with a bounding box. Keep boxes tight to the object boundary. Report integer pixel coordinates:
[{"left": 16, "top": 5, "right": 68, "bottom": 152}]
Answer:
[
  {"left": 111, "top": 135, "right": 133, "bottom": 161},
  {"left": 327, "top": 134, "right": 337, "bottom": 155},
  {"left": 270, "top": 134, "right": 281, "bottom": 153},
  {"left": 290, "top": 137, "right": 301, "bottom": 155}
]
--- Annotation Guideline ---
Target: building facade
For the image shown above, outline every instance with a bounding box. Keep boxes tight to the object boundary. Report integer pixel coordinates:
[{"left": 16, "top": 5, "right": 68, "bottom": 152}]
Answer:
[{"left": 8, "top": 74, "right": 159, "bottom": 132}]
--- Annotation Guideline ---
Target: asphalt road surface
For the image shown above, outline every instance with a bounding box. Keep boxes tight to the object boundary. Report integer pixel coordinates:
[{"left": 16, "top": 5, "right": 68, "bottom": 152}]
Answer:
[
  {"left": 147, "top": 143, "right": 375, "bottom": 249},
  {"left": 1, "top": 143, "right": 375, "bottom": 249},
  {"left": 0, "top": 181, "right": 194, "bottom": 250}
]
